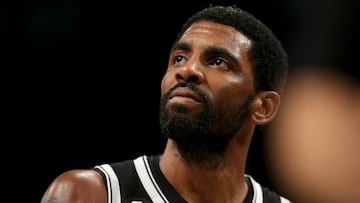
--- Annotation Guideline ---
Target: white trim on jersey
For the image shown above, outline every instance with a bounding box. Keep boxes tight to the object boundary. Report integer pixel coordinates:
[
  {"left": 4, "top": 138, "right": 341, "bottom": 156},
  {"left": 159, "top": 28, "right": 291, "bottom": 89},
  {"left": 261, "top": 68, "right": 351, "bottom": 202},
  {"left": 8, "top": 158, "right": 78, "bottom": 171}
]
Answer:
[
  {"left": 96, "top": 156, "right": 291, "bottom": 203},
  {"left": 134, "top": 156, "right": 170, "bottom": 203},
  {"left": 248, "top": 175, "right": 264, "bottom": 203},
  {"left": 247, "top": 175, "right": 291, "bottom": 203},
  {"left": 280, "top": 196, "right": 291, "bottom": 203},
  {"left": 95, "top": 164, "right": 121, "bottom": 203}
]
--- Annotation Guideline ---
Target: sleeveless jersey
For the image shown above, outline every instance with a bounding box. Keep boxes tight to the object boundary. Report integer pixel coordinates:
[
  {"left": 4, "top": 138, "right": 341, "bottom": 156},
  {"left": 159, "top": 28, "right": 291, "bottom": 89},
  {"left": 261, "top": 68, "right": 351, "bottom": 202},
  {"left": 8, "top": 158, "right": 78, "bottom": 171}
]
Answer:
[{"left": 94, "top": 155, "right": 291, "bottom": 203}]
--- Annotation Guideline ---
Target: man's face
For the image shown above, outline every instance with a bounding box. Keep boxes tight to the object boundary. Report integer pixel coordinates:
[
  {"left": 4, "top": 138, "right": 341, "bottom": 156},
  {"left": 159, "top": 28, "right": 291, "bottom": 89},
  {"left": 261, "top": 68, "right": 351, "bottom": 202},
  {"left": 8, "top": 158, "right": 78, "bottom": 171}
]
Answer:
[{"left": 159, "top": 21, "right": 255, "bottom": 161}]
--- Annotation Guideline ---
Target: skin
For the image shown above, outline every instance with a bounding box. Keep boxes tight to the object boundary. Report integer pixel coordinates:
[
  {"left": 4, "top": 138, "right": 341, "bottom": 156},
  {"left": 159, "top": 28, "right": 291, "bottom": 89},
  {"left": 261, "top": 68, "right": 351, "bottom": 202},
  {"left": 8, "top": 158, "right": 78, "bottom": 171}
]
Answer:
[{"left": 40, "top": 21, "right": 281, "bottom": 203}]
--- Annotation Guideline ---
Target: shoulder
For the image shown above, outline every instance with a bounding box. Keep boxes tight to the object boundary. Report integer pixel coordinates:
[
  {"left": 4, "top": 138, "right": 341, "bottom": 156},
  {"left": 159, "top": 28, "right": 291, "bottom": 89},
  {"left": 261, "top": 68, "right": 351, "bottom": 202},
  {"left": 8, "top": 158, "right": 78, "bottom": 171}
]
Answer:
[{"left": 40, "top": 169, "right": 107, "bottom": 203}]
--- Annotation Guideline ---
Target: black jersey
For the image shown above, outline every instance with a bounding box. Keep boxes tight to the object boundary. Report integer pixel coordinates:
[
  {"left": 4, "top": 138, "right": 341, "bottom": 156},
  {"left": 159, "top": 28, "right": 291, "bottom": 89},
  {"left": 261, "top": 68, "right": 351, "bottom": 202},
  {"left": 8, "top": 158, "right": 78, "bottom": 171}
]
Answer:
[{"left": 94, "top": 155, "right": 291, "bottom": 203}]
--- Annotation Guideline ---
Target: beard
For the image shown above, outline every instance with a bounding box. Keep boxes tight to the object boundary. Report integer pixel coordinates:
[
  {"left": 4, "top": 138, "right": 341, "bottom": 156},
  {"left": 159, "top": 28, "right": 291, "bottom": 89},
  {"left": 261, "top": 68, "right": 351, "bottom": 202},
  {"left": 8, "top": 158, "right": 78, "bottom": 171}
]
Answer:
[{"left": 159, "top": 82, "right": 255, "bottom": 167}]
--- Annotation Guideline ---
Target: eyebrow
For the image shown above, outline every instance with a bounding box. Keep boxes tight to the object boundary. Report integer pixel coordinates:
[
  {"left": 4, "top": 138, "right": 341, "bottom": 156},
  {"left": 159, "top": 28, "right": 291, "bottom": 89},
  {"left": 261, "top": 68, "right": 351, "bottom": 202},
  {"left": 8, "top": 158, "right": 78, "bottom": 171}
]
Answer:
[
  {"left": 172, "top": 42, "right": 238, "bottom": 60},
  {"left": 171, "top": 42, "right": 191, "bottom": 53}
]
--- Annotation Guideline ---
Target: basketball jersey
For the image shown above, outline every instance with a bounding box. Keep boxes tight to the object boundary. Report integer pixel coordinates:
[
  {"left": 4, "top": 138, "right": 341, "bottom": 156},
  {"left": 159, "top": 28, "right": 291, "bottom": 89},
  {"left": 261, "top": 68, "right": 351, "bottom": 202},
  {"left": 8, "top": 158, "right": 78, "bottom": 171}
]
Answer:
[{"left": 94, "top": 155, "right": 291, "bottom": 203}]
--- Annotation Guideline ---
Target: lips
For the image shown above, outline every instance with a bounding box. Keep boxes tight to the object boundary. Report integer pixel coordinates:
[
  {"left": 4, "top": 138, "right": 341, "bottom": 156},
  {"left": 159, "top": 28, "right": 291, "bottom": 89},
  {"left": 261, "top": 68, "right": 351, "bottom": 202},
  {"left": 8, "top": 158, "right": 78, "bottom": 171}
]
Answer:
[{"left": 169, "top": 87, "right": 203, "bottom": 103}]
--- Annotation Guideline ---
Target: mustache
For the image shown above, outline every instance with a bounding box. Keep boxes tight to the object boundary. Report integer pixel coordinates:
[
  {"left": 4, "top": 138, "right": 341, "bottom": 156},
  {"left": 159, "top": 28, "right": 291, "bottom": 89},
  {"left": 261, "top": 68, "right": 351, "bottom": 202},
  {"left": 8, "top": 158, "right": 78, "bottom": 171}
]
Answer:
[{"left": 163, "top": 82, "right": 209, "bottom": 103}]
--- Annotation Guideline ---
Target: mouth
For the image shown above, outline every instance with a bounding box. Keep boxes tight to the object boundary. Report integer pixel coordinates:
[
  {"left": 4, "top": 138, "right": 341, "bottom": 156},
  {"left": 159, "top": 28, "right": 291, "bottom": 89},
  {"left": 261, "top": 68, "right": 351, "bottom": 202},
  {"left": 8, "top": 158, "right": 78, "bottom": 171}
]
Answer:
[{"left": 169, "top": 87, "right": 203, "bottom": 103}]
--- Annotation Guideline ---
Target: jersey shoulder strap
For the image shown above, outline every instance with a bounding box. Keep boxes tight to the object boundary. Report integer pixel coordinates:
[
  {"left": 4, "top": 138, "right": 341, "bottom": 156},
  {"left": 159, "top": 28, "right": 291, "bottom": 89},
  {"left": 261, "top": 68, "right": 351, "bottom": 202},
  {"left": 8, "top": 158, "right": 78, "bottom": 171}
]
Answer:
[
  {"left": 94, "top": 163, "right": 121, "bottom": 203},
  {"left": 247, "top": 175, "right": 291, "bottom": 203},
  {"left": 94, "top": 155, "right": 169, "bottom": 203}
]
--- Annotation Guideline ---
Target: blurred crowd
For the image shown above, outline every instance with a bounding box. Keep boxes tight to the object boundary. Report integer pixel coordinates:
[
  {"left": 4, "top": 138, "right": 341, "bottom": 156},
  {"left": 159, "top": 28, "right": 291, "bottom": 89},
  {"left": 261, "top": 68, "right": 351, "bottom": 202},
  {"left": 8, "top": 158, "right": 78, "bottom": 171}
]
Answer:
[{"left": 264, "top": 0, "right": 360, "bottom": 202}]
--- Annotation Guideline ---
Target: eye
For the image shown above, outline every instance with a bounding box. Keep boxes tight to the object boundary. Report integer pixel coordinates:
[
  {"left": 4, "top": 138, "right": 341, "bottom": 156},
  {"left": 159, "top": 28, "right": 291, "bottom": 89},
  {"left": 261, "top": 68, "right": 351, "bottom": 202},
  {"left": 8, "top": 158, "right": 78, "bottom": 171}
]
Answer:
[
  {"left": 212, "top": 58, "right": 224, "bottom": 66},
  {"left": 209, "top": 58, "right": 231, "bottom": 70},
  {"left": 174, "top": 55, "right": 187, "bottom": 65}
]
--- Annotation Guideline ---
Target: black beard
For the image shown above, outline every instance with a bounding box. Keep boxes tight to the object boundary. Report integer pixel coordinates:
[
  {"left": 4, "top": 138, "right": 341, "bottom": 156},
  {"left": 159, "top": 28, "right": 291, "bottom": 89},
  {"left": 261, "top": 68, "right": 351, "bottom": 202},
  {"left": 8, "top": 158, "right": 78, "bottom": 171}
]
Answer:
[{"left": 159, "top": 82, "right": 255, "bottom": 167}]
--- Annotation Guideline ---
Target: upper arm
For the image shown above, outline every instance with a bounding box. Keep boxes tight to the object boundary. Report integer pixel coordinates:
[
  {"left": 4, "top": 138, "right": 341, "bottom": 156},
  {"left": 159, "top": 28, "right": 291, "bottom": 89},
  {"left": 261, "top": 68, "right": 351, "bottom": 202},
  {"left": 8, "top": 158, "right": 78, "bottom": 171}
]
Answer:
[{"left": 40, "top": 169, "right": 107, "bottom": 203}]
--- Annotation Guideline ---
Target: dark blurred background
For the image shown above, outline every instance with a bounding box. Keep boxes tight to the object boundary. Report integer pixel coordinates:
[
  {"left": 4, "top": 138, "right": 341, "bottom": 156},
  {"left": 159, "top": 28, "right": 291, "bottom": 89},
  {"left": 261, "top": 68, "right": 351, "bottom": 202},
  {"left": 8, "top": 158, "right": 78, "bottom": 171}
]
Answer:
[{"left": 4, "top": 0, "right": 359, "bottom": 202}]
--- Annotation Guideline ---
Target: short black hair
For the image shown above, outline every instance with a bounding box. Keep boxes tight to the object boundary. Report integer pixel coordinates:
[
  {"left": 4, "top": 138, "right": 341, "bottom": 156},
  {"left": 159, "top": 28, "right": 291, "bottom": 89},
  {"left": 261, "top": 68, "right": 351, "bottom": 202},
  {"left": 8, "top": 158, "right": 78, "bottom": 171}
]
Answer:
[{"left": 174, "top": 5, "right": 288, "bottom": 93}]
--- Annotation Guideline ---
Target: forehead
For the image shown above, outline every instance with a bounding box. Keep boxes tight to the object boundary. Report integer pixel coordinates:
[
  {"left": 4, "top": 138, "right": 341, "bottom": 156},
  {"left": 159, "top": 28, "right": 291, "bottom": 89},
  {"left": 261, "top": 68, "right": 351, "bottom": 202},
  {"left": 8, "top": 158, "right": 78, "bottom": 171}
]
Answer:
[{"left": 179, "top": 21, "right": 252, "bottom": 54}]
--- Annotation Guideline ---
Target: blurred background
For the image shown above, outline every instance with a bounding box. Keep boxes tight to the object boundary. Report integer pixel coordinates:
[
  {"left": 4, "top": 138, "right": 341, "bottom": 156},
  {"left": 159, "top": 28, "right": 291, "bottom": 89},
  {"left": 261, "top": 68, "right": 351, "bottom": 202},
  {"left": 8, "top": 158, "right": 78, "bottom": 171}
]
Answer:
[{"left": 5, "top": 0, "right": 359, "bottom": 202}]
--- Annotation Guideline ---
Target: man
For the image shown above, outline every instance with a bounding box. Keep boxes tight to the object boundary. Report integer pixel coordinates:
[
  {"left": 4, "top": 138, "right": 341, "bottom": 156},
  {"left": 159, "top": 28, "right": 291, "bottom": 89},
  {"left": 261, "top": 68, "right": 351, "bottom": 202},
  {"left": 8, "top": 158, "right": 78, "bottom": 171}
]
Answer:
[{"left": 41, "top": 5, "right": 290, "bottom": 203}]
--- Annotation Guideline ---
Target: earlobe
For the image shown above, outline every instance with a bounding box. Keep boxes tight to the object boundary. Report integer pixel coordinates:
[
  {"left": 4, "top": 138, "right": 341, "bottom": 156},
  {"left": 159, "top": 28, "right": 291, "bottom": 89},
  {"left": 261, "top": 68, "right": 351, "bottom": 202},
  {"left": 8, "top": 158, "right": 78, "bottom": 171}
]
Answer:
[{"left": 251, "top": 91, "right": 281, "bottom": 125}]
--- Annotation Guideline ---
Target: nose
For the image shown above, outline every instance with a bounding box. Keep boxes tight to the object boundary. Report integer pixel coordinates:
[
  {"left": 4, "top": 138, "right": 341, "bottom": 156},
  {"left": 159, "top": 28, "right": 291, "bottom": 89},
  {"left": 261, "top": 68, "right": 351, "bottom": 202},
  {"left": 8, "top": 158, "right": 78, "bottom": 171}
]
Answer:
[{"left": 175, "top": 60, "right": 205, "bottom": 84}]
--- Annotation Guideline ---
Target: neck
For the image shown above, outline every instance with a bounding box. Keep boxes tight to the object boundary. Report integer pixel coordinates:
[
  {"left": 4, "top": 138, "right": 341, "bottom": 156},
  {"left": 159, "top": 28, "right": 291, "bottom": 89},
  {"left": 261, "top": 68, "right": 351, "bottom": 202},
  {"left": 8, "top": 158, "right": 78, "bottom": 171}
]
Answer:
[{"left": 159, "top": 137, "right": 251, "bottom": 203}]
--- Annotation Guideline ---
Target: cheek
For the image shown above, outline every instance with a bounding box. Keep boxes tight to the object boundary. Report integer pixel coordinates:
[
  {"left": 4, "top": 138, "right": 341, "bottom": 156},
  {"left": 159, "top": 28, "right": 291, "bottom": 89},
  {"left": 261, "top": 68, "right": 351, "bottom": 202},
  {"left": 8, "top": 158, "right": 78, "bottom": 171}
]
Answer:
[
  {"left": 211, "top": 77, "right": 251, "bottom": 105},
  {"left": 161, "top": 72, "right": 174, "bottom": 95},
  {"left": 216, "top": 88, "right": 242, "bottom": 106}
]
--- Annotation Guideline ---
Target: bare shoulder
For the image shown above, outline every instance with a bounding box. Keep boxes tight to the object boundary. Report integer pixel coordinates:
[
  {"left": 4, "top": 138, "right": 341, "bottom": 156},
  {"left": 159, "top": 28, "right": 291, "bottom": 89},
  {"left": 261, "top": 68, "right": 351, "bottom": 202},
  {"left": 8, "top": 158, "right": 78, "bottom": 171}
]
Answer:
[{"left": 40, "top": 169, "right": 107, "bottom": 203}]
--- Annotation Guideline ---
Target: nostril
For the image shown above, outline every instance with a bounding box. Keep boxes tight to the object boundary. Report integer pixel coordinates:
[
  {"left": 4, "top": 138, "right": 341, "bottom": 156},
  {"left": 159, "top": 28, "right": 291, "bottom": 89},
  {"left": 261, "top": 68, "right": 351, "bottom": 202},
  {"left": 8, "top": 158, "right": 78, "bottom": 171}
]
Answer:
[
  {"left": 175, "top": 73, "right": 184, "bottom": 81},
  {"left": 188, "top": 75, "right": 199, "bottom": 82},
  {"left": 175, "top": 64, "right": 204, "bottom": 83},
  {"left": 176, "top": 72, "right": 199, "bottom": 83}
]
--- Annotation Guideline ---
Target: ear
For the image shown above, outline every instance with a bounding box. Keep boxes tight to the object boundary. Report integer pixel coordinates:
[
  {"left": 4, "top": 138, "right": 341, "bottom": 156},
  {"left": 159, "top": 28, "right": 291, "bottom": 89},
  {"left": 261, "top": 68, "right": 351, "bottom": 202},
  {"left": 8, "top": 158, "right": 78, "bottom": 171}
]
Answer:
[{"left": 250, "top": 91, "right": 281, "bottom": 125}]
